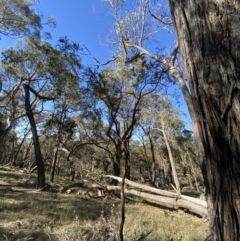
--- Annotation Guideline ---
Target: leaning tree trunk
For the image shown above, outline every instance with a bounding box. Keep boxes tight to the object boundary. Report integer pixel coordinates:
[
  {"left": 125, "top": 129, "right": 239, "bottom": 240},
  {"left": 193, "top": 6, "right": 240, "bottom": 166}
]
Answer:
[
  {"left": 23, "top": 84, "right": 45, "bottom": 189},
  {"left": 160, "top": 122, "right": 181, "bottom": 194},
  {"left": 169, "top": 1, "right": 240, "bottom": 240}
]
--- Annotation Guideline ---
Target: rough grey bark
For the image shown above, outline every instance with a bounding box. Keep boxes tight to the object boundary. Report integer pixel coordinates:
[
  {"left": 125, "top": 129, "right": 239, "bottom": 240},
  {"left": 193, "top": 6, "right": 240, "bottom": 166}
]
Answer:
[{"left": 168, "top": 0, "right": 240, "bottom": 240}]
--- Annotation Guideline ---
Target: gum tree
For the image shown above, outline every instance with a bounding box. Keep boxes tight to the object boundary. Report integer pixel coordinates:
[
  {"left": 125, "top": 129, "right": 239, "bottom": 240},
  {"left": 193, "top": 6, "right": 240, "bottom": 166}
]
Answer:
[
  {"left": 1, "top": 37, "right": 82, "bottom": 188},
  {"left": 103, "top": 0, "right": 240, "bottom": 239},
  {"left": 86, "top": 58, "right": 169, "bottom": 179},
  {"left": 168, "top": 1, "right": 240, "bottom": 240},
  {"left": 153, "top": 107, "right": 184, "bottom": 195},
  {"left": 0, "top": 0, "right": 54, "bottom": 143}
]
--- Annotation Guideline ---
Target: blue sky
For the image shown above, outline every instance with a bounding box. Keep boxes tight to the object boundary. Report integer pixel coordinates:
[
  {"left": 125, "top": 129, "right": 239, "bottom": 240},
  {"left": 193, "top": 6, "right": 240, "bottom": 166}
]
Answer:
[
  {"left": 38, "top": 0, "right": 114, "bottom": 64},
  {"left": 38, "top": 0, "right": 192, "bottom": 129},
  {"left": 1, "top": 1, "right": 113, "bottom": 63},
  {"left": 38, "top": 1, "right": 177, "bottom": 64},
  {"left": 1, "top": 0, "right": 191, "bottom": 129}
]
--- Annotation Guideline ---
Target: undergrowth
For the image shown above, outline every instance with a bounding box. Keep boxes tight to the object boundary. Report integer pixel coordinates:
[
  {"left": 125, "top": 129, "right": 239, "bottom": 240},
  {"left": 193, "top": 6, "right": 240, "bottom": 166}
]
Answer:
[{"left": 0, "top": 168, "right": 209, "bottom": 241}]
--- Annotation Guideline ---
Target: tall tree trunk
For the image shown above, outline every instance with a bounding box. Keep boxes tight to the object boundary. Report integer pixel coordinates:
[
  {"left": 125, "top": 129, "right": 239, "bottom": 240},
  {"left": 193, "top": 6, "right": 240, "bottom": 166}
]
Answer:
[
  {"left": 149, "top": 135, "right": 156, "bottom": 186},
  {"left": 169, "top": 1, "right": 240, "bottom": 240},
  {"left": 50, "top": 146, "right": 58, "bottom": 183},
  {"left": 124, "top": 141, "right": 131, "bottom": 180},
  {"left": 157, "top": 123, "right": 181, "bottom": 195},
  {"left": 113, "top": 155, "right": 121, "bottom": 177},
  {"left": 111, "top": 142, "right": 122, "bottom": 185},
  {"left": 119, "top": 157, "right": 126, "bottom": 241},
  {"left": 113, "top": 141, "right": 122, "bottom": 177},
  {"left": 23, "top": 84, "right": 45, "bottom": 189}
]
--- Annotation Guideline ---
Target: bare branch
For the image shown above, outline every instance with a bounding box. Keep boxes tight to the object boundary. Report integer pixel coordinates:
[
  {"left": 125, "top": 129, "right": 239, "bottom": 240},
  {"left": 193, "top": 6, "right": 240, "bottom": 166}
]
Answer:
[
  {"left": 125, "top": 52, "right": 145, "bottom": 63},
  {"left": 124, "top": 42, "right": 194, "bottom": 119},
  {"left": 149, "top": 10, "right": 172, "bottom": 26},
  {"left": 83, "top": 45, "right": 118, "bottom": 66},
  {"left": 170, "top": 41, "right": 179, "bottom": 66},
  {"left": 121, "top": 36, "right": 128, "bottom": 59},
  {"left": 125, "top": 42, "right": 166, "bottom": 64},
  {"left": 24, "top": 84, "right": 55, "bottom": 101}
]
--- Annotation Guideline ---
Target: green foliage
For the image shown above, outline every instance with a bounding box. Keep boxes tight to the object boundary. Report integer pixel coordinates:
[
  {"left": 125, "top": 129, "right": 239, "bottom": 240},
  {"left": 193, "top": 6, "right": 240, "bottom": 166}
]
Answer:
[
  {"left": 1, "top": 37, "right": 82, "bottom": 98},
  {"left": 0, "top": 0, "right": 42, "bottom": 38},
  {"left": 87, "top": 57, "right": 167, "bottom": 126},
  {"left": 0, "top": 36, "right": 82, "bottom": 135},
  {"left": 43, "top": 112, "right": 77, "bottom": 139}
]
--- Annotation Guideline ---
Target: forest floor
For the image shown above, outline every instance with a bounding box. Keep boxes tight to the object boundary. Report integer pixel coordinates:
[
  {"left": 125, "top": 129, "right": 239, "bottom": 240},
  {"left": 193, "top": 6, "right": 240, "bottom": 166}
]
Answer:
[{"left": 0, "top": 168, "right": 209, "bottom": 241}]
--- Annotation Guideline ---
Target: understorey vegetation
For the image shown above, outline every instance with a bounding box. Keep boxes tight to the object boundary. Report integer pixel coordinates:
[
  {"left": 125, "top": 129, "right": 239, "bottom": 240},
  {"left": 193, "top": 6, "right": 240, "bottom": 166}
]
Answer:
[{"left": 0, "top": 168, "right": 208, "bottom": 241}]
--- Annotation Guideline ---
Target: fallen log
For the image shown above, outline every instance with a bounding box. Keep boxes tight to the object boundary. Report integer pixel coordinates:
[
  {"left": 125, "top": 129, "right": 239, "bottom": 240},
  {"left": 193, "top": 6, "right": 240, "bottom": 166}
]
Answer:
[
  {"left": 105, "top": 175, "right": 206, "bottom": 206},
  {"left": 105, "top": 185, "right": 207, "bottom": 217},
  {"left": 104, "top": 175, "right": 208, "bottom": 217},
  {"left": 59, "top": 177, "right": 208, "bottom": 217}
]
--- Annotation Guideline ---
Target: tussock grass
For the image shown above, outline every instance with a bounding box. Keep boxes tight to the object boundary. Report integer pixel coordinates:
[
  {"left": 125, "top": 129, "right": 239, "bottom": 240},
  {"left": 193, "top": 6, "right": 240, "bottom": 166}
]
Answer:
[{"left": 0, "top": 169, "right": 208, "bottom": 240}]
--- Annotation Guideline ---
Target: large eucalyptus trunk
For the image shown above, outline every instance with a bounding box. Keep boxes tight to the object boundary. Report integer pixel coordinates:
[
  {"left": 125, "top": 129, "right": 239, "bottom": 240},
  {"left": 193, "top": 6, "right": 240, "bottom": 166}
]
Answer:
[{"left": 169, "top": 0, "right": 240, "bottom": 240}]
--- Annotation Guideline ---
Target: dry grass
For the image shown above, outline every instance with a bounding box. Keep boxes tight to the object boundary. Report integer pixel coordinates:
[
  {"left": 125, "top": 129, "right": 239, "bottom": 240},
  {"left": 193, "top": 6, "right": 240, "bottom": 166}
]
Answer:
[{"left": 0, "top": 169, "right": 209, "bottom": 241}]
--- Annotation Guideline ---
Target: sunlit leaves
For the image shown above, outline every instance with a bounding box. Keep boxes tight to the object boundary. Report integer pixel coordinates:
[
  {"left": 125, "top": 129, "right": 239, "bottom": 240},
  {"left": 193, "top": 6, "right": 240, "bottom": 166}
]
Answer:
[
  {"left": 0, "top": 35, "right": 83, "bottom": 144},
  {"left": 103, "top": 0, "right": 170, "bottom": 48},
  {"left": 0, "top": 0, "right": 42, "bottom": 38},
  {"left": 1, "top": 37, "right": 82, "bottom": 102}
]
